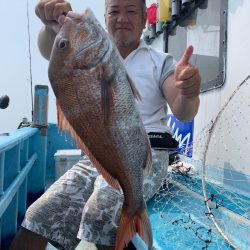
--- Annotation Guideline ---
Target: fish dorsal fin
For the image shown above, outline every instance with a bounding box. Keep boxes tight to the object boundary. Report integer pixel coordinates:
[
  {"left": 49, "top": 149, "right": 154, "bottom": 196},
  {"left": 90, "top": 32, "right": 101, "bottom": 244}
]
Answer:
[
  {"left": 126, "top": 73, "right": 142, "bottom": 102},
  {"left": 143, "top": 136, "right": 153, "bottom": 176},
  {"left": 56, "top": 100, "right": 121, "bottom": 192}
]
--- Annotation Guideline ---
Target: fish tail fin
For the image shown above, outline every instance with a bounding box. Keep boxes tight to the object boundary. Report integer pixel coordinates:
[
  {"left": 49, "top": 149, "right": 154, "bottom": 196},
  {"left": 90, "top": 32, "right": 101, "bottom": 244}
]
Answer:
[
  {"left": 115, "top": 206, "right": 153, "bottom": 250},
  {"left": 140, "top": 208, "right": 153, "bottom": 249}
]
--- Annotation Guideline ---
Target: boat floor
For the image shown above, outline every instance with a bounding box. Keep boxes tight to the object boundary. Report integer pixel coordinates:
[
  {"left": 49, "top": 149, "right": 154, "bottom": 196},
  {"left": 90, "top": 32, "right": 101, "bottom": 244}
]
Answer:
[{"left": 47, "top": 240, "right": 97, "bottom": 250}]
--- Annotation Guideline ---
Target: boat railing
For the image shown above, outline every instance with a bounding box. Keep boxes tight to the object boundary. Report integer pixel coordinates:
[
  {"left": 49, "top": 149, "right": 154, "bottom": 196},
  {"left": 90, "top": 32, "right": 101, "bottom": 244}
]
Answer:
[
  {"left": 0, "top": 85, "right": 49, "bottom": 249},
  {"left": 0, "top": 127, "right": 48, "bottom": 249}
]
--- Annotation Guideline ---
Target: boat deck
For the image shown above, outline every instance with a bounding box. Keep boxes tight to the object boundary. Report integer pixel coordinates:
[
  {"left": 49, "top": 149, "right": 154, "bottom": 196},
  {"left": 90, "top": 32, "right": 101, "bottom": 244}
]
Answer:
[
  {"left": 1, "top": 126, "right": 249, "bottom": 249},
  {"left": 47, "top": 241, "right": 97, "bottom": 250}
]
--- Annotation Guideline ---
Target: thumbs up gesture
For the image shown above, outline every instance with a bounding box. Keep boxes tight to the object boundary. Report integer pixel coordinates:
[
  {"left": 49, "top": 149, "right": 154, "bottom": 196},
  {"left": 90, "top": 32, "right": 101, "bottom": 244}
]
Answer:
[{"left": 174, "top": 45, "right": 201, "bottom": 99}]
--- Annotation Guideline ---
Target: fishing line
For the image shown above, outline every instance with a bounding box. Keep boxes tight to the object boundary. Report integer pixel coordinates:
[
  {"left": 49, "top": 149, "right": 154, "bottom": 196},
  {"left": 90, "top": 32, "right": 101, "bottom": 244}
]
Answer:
[{"left": 26, "top": 0, "right": 34, "bottom": 121}]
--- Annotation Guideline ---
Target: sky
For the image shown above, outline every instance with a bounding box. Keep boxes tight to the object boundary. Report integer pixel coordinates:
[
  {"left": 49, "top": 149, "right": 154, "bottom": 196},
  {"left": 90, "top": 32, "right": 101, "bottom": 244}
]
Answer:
[
  {"left": 0, "top": 0, "right": 159, "bottom": 134},
  {"left": 0, "top": 1, "right": 106, "bottom": 133}
]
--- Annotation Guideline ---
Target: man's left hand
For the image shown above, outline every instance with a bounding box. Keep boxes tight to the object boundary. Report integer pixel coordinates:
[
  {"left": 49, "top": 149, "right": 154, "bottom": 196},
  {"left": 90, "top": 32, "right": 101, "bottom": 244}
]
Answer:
[{"left": 174, "top": 45, "right": 201, "bottom": 99}]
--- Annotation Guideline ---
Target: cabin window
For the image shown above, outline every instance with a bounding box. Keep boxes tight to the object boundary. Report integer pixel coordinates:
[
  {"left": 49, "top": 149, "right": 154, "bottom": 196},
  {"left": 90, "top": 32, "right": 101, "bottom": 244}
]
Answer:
[
  {"left": 163, "top": 0, "right": 228, "bottom": 92},
  {"left": 144, "top": 0, "right": 228, "bottom": 92}
]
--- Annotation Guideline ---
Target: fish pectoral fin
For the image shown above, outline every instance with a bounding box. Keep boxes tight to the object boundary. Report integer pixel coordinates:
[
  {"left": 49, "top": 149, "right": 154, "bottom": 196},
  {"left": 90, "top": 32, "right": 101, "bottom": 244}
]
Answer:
[
  {"left": 115, "top": 206, "right": 153, "bottom": 250},
  {"left": 126, "top": 73, "right": 142, "bottom": 102},
  {"left": 99, "top": 66, "right": 114, "bottom": 124}
]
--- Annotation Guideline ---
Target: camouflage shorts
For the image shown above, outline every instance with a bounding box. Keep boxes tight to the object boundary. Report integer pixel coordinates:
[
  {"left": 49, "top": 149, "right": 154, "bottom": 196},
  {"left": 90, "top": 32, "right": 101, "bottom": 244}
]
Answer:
[{"left": 22, "top": 149, "right": 169, "bottom": 250}]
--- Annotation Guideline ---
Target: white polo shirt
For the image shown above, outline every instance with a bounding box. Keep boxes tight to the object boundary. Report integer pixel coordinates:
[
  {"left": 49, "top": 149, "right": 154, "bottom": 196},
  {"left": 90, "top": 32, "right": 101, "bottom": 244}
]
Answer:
[{"left": 124, "top": 39, "right": 176, "bottom": 134}]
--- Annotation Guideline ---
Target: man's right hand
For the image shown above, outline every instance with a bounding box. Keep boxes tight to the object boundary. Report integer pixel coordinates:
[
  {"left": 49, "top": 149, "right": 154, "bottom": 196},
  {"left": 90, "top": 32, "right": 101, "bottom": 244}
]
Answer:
[
  {"left": 35, "top": 0, "right": 72, "bottom": 60},
  {"left": 35, "top": 0, "right": 72, "bottom": 34}
]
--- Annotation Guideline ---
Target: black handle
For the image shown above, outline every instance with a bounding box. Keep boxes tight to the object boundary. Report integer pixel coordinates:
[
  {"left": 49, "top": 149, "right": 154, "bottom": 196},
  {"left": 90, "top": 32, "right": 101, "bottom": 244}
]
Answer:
[{"left": 0, "top": 95, "right": 10, "bottom": 109}]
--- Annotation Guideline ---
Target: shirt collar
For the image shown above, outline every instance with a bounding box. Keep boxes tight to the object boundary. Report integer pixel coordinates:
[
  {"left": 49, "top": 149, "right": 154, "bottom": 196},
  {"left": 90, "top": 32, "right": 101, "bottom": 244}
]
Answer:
[
  {"left": 124, "top": 39, "right": 149, "bottom": 62},
  {"left": 136, "top": 39, "right": 150, "bottom": 51}
]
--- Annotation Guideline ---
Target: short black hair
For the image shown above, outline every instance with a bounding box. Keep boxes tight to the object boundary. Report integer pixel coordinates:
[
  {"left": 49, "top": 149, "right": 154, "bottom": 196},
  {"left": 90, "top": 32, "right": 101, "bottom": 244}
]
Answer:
[
  {"left": 105, "top": 0, "right": 147, "bottom": 13},
  {"left": 141, "top": 0, "right": 146, "bottom": 12}
]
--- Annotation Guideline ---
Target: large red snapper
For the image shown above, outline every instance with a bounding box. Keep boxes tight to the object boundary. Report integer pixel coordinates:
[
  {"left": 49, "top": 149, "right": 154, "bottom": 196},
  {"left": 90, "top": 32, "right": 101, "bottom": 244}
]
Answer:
[{"left": 48, "top": 9, "right": 153, "bottom": 250}]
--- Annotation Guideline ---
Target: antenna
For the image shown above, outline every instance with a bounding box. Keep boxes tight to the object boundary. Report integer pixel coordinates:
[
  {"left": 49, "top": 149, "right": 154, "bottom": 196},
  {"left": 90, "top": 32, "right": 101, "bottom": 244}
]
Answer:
[{"left": 26, "top": 0, "right": 34, "bottom": 121}]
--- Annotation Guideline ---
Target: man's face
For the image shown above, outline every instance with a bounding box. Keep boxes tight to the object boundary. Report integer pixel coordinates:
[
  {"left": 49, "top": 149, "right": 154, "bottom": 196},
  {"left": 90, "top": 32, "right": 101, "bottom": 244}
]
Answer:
[{"left": 105, "top": 0, "right": 147, "bottom": 48}]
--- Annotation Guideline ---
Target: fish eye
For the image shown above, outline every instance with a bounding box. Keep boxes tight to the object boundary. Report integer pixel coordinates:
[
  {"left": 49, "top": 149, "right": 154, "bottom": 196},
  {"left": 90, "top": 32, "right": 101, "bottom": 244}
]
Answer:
[{"left": 58, "top": 39, "right": 69, "bottom": 49}]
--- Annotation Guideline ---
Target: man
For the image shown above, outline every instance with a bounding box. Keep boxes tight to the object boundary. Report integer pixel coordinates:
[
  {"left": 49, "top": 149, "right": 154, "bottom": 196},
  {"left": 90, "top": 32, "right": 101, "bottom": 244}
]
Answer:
[{"left": 10, "top": 0, "right": 201, "bottom": 249}]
